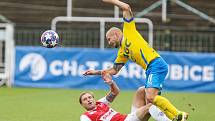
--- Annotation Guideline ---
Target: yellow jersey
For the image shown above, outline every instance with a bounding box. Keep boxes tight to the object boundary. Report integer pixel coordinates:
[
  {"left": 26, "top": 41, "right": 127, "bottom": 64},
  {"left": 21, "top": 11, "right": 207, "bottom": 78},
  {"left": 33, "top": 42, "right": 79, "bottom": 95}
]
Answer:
[{"left": 114, "top": 18, "right": 160, "bottom": 70}]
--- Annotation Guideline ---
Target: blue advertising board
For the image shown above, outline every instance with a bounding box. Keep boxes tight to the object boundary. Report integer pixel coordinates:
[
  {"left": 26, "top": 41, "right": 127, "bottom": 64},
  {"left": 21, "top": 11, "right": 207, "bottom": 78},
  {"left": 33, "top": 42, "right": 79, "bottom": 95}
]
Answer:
[{"left": 14, "top": 46, "right": 215, "bottom": 92}]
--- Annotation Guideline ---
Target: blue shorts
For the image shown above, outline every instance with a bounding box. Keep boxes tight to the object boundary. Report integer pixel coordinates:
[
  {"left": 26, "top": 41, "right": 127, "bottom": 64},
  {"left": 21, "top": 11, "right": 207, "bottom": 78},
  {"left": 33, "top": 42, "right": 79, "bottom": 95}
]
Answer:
[{"left": 145, "top": 57, "right": 168, "bottom": 90}]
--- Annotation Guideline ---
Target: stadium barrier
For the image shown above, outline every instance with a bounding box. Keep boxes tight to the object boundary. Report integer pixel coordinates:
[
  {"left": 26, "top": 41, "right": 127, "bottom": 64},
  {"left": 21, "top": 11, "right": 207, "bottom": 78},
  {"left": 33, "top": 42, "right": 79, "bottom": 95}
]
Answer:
[
  {"left": 15, "top": 28, "right": 215, "bottom": 52},
  {"left": 13, "top": 46, "right": 215, "bottom": 92}
]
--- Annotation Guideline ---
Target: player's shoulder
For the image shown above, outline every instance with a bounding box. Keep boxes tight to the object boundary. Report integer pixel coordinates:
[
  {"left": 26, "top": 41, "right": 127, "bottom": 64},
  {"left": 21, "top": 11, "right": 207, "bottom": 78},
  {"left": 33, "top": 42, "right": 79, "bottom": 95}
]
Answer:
[
  {"left": 123, "top": 17, "right": 134, "bottom": 23},
  {"left": 123, "top": 18, "right": 136, "bottom": 32},
  {"left": 98, "top": 97, "right": 111, "bottom": 105}
]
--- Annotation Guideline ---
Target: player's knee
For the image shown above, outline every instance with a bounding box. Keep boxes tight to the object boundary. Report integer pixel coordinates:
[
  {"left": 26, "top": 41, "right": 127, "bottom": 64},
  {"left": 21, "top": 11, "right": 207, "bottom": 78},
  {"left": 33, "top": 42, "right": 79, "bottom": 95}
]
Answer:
[
  {"left": 135, "top": 87, "right": 146, "bottom": 101},
  {"left": 146, "top": 94, "right": 155, "bottom": 103},
  {"left": 145, "top": 88, "right": 160, "bottom": 103},
  {"left": 136, "top": 87, "right": 146, "bottom": 96}
]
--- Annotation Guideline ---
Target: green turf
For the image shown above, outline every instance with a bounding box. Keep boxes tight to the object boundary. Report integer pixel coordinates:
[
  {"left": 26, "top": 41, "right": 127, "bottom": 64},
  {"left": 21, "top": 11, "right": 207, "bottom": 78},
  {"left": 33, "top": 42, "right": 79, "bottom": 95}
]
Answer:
[{"left": 0, "top": 87, "right": 215, "bottom": 121}]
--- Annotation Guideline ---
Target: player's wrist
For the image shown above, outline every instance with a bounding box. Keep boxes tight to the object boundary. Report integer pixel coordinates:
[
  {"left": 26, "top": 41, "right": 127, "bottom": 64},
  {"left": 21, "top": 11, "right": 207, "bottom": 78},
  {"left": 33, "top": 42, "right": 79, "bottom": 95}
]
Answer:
[{"left": 98, "top": 70, "right": 102, "bottom": 75}]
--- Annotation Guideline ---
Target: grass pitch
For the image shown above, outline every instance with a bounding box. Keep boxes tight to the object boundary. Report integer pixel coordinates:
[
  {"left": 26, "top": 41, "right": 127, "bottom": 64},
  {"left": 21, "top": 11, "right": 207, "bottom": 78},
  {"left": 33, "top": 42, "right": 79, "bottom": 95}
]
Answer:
[{"left": 0, "top": 87, "right": 214, "bottom": 121}]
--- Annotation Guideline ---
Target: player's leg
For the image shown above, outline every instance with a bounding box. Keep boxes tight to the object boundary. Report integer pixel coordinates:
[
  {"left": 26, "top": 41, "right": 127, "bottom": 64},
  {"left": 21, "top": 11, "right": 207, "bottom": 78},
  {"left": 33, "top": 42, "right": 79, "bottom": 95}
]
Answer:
[
  {"left": 129, "top": 88, "right": 171, "bottom": 121},
  {"left": 153, "top": 94, "right": 181, "bottom": 120},
  {"left": 144, "top": 57, "right": 167, "bottom": 103},
  {"left": 152, "top": 86, "right": 189, "bottom": 121},
  {"left": 146, "top": 58, "right": 188, "bottom": 120},
  {"left": 135, "top": 103, "right": 171, "bottom": 121},
  {"left": 145, "top": 87, "right": 176, "bottom": 120},
  {"left": 131, "top": 86, "right": 150, "bottom": 121},
  {"left": 132, "top": 87, "right": 146, "bottom": 107},
  {"left": 145, "top": 72, "right": 179, "bottom": 120}
]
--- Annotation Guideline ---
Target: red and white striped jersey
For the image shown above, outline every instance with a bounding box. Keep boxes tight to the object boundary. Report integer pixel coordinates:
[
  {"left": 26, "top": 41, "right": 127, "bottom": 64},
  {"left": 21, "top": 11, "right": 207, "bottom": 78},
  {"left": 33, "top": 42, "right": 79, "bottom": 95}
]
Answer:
[{"left": 80, "top": 99, "right": 127, "bottom": 121}]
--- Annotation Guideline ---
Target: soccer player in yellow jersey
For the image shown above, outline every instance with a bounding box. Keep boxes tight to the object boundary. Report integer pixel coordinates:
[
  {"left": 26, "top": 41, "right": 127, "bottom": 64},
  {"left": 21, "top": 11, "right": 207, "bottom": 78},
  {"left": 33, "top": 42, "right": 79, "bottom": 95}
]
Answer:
[{"left": 84, "top": 0, "right": 188, "bottom": 121}]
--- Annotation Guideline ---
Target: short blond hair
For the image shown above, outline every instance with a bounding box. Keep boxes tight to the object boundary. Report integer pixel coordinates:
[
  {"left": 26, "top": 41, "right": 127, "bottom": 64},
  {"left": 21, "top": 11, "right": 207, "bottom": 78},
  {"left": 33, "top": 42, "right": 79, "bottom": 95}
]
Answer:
[
  {"left": 106, "top": 27, "right": 122, "bottom": 36},
  {"left": 79, "top": 91, "right": 95, "bottom": 104}
]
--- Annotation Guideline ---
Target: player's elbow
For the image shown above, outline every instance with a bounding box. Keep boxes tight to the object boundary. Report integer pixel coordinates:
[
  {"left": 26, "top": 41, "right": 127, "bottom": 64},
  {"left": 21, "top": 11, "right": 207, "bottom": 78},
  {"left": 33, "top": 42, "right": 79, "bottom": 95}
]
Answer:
[
  {"left": 114, "top": 88, "right": 120, "bottom": 96},
  {"left": 117, "top": 88, "right": 120, "bottom": 94}
]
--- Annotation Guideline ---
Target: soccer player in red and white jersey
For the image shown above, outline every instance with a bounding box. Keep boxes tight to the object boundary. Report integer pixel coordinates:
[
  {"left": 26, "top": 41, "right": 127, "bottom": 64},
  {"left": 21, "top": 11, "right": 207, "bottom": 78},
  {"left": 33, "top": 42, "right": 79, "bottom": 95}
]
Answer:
[{"left": 79, "top": 71, "right": 171, "bottom": 121}]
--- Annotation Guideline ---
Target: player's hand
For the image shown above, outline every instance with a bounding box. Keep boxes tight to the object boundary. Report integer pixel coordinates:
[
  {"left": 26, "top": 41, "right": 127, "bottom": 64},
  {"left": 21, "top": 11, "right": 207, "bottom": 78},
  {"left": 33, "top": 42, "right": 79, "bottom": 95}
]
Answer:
[
  {"left": 83, "top": 70, "right": 96, "bottom": 76},
  {"left": 101, "top": 71, "right": 113, "bottom": 85}
]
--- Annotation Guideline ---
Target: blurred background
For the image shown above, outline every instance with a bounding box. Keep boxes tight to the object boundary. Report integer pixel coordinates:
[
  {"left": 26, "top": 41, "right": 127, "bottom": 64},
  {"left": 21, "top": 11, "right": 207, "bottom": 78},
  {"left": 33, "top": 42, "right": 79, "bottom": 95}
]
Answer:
[
  {"left": 0, "top": 0, "right": 214, "bottom": 50},
  {"left": 0, "top": 0, "right": 215, "bottom": 121}
]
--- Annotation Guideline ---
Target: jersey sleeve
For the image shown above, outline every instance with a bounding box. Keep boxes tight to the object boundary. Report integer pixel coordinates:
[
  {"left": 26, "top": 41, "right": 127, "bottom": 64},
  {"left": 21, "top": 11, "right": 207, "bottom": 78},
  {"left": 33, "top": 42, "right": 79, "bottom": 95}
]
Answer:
[
  {"left": 80, "top": 115, "right": 92, "bottom": 121},
  {"left": 98, "top": 97, "right": 111, "bottom": 105}
]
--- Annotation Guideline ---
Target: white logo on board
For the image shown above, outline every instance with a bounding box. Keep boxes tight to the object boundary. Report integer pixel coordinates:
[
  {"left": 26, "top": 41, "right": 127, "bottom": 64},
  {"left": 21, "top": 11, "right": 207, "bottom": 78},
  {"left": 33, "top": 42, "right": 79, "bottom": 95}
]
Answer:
[{"left": 19, "top": 53, "right": 47, "bottom": 81}]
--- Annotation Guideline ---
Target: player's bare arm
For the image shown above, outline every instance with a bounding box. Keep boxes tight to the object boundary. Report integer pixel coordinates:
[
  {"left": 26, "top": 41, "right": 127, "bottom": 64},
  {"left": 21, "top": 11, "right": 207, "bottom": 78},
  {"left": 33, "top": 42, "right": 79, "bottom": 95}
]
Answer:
[
  {"left": 102, "top": 0, "right": 133, "bottom": 20},
  {"left": 102, "top": 71, "right": 120, "bottom": 102},
  {"left": 103, "top": 63, "right": 123, "bottom": 75},
  {"left": 83, "top": 63, "right": 123, "bottom": 76},
  {"left": 83, "top": 70, "right": 102, "bottom": 75},
  {"left": 88, "top": 63, "right": 124, "bottom": 75},
  {"left": 83, "top": 68, "right": 115, "bottom": 75},
  {"left": 113, "top": 63, "right": 123, "bottom": 73}
]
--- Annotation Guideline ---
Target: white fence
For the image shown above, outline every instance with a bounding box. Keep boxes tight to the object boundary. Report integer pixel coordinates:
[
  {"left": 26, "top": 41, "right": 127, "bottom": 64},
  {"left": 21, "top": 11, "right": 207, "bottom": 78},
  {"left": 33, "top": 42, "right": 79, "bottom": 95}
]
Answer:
[
  {"left": 51, "top": 16, "right": 154, "bottom": 49},
  {"left": 0, "top": 23, "right": 14, "bottom": 87}
]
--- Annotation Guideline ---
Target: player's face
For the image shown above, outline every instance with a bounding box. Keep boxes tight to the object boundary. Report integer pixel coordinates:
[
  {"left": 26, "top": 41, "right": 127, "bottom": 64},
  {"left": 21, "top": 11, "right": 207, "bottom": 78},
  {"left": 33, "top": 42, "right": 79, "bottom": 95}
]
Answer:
[
  {"left": 106, "top": 32, "right": 120, "bottom": 48},
  {"left": 81, "top": 93, "right": 96, "bottom": 111}
]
